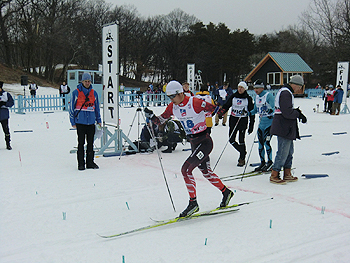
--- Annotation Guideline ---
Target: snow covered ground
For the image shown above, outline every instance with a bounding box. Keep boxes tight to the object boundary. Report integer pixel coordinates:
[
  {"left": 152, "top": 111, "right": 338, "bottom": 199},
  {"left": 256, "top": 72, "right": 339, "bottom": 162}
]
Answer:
[{"left": 1, "top": 84, "right": 350, "bottom": 262}]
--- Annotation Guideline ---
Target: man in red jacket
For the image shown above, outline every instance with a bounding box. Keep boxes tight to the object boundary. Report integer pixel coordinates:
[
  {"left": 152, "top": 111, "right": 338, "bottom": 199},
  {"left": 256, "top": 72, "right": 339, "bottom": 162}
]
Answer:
[{"left": 144, "top": 80, "right": 233, "bottom": 218}]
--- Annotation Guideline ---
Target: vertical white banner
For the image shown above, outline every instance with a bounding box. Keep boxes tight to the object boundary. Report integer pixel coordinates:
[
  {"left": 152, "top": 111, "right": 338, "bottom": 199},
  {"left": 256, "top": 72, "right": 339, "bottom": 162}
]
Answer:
[
  {"left": 102, "top": 23, "right": 119, "bottom": 126},
  {"left": 336, "top": 62, "right": 349, "bottom": 104},
  {"left": 187, "top": 63, "right": 195, "bottom": 91}
]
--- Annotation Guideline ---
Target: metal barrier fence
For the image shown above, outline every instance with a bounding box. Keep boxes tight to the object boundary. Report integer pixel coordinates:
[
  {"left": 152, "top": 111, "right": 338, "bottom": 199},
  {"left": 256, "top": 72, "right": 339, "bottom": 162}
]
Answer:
[{"left": 9, "top": 89, "right": 322, "bottom": 113}]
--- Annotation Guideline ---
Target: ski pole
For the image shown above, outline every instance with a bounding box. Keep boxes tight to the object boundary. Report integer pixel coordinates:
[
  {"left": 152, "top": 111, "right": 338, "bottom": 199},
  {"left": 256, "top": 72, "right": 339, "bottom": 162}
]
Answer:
[
  {"left": 212, "top": 116, "right": 241, "bottom": 171},
  {"left": 241, "top": 116, "right": 260, "bottom": 181},
  {"left": 241, "top": 131, "right": 257, "bottom": 180},
  {"left": 140, "top": 111, "right": 176, "bottom": 212}
]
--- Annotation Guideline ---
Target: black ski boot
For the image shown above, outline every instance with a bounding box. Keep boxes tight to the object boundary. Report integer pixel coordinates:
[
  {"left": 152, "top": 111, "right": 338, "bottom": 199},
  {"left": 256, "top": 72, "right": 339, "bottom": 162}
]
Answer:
[
  {"left": 220, "top": 187, "right": 234, "bottom": 207},
  {"left": 179, "top": 199, "right": 199, "bottom": 218},
  {"left": 262, "top": 161, "right": 273, "bottom": 172},
  {"left": 254, "top": 161, "right": 266, "bottom": 172}
]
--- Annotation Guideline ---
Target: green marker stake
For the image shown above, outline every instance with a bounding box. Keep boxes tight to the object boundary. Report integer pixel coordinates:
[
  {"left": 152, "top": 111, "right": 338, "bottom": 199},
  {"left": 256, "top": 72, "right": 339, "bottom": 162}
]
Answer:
[
  {"left": 205, "top": 238, "right": 207, "bottom": 245},
  {"left": 126, "top": 202, "right": 130, "bottom": 210},
  {"left": 269, "top": 219, "right": 272, "bottom": 228}
]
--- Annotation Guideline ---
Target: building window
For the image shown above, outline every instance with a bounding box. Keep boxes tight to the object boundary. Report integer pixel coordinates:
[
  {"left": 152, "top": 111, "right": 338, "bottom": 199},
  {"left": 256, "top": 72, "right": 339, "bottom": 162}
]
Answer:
[
  {"left": 267, "top": 72, "right": 281, "bottom": 85},
  {"left": 69, "top": 72, "right": 75, "bottom": 80},
  {"left": 94, "top": 72, "right": 102, "bottom": 84}
]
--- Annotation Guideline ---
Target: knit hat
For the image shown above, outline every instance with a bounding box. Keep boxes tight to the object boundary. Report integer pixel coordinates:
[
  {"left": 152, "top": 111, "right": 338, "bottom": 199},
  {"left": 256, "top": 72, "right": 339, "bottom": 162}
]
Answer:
[
  {"left": 289, "top": 75, "right": 304, "bottom": 86},
  {"left": 253, "top": 79, "right": 265, "bottom": 89},
  {"left": 166, "top": 80, "right": 183, "bottom": 96},
  {"left": 82, "top": 73, "right": 91, "bottom": 82},
  {"left": 238, "top": 81, "right": 248, "bottom": 90}
]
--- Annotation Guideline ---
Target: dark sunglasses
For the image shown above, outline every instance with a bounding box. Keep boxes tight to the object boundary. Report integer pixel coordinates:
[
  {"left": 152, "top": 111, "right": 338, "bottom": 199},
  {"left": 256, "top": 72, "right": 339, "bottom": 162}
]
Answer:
[{"left": 167, "top": 94, "right": 177, "bottom": 99}]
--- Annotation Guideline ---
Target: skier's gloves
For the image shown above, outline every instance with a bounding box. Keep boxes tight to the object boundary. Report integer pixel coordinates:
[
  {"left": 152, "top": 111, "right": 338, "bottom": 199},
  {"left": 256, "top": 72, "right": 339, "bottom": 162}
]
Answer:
[
  {"left": 296, "top": 108, "right": 307, "bottom": 123},
  {"left": 217, "top": 107, "right": 226, "bottom": 119},
  {"left": 144, "top": 108, "right": 154, "bottom": 119}
]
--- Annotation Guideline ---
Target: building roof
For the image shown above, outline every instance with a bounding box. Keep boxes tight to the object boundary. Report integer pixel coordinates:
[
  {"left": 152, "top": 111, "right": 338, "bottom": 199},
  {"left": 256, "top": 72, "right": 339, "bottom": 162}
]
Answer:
[
  {"left": 268, "top": 52, "right": 313, "bottom": 72},
  {"left": 245, "top": 52, "right": 313, "bottom": 81}
]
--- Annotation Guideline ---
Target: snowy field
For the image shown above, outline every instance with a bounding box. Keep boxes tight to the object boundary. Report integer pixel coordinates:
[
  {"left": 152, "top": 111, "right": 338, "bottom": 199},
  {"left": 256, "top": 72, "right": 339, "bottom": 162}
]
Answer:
[{"left": 1, "top": 84, "right": 350, "bottom": 262}]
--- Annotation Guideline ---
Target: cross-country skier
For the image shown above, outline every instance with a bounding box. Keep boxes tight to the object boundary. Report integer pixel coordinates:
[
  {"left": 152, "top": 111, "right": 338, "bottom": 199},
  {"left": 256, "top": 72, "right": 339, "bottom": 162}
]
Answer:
[
  {"left": 217, "top": 81, "right": 255, "bottom": 167},
  {"left": 144, "top": 80, "right": 233, "bottom": 218},
  {"left": 249, "top": 79, "right": 275, "bottom": 172}
]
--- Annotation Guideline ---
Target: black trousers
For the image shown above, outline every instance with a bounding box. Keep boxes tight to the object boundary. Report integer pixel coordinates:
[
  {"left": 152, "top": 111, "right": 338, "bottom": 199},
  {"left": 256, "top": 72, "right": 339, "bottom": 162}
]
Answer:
[
  {"left": 229, "top": 116, "right": 248, "bottom": 159},
  {"left": 76, "top": 124, "right": 95, "bottom": 166},
  {"left": 1, "top": 119, "right": 10, "bottom": 140}
]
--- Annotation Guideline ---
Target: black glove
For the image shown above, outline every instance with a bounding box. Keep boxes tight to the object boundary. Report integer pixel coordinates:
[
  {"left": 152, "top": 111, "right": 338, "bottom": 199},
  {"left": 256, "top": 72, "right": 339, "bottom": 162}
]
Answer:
[
  {"left": 144, "top": 108, "right": 154, "bottom": 119},
  {"left": 248, "top": 122, "right": 254, "bottom": 134},
  {"left": 296, "top": 108, "right": 307, "bottom": 124},
  {"left": 0, "top": 101, "right": 6, "bottom": 107},
  {"left": 217, "top": 107, "right": 226, "bottom": 119}
]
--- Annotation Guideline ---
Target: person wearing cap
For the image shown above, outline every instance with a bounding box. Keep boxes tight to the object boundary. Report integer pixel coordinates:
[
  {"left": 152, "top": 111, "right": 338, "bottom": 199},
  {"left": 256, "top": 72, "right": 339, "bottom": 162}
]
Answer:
[
  {"left": 217, "top": 81, "right": 255, "bottom": 167},
  {"left": 326, "top": 85, "right": 335, "bottom": 114},
  {"left": 144, "top": 80, "right": 234, "bottom": 218},
  {"left": 332, "top": 84, "right": 344, "bottom": 115},
  {"left": 0, "top": 81, "right": 14, "bottom": 150},
  {"left": 69, "top": 73, "right": 102, "bottom": 171},
  {"left": 249, "top": 79, "right": 275, "bottom": 172},
  {"left": 270, "top": 75, "right": 307, "bottom": 184}
]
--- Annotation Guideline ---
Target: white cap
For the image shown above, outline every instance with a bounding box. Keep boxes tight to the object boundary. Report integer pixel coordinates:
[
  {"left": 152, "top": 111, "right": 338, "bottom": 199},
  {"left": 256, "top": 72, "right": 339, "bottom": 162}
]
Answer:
[
  {"left": 238, "top": 81, "right": 248, "bottom": 90},
  {"left": 166, "top": 80, "right": 183, "bottom": 96}
]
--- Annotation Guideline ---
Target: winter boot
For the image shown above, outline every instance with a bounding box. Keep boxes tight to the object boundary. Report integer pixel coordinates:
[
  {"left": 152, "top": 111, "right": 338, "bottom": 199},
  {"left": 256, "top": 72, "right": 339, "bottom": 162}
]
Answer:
[
  {"left": 262, "top": 160, "right": 273, "bottom": 172},
  {"left": 220, "top": 187, "right": 234, "bottom": 207},
  {"left": 237, "top": 158, "right": 245, "bottom": 167},
  {"left": 5, "top": 134, "right": 12, "bottom": 150},
  {"left": 179, "top": 198, "right": 199, "bottom": 218},
  {"left": 270, "top": 170, "right": 286, "bottom": 185},
  {"left": 86, "top": 151, "right": 99, "bottom": 169},
  {"left": 283, "top": 168, "right": 298, "bottom": 182},
  {"left": 77, "top": 150, "right": 85, "bottom": 170},
  {"left": 161, "top": 147, "right": 173, "bottom": 153},
  {"left": 254, "top": 161, "right": 266, "bottom": 172}
]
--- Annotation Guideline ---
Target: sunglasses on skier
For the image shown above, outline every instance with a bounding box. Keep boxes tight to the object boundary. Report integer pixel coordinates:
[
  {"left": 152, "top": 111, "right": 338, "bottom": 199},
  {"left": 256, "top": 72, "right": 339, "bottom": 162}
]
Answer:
[{"left": 167, "top": 94, "right": 178, "bottom": 99}]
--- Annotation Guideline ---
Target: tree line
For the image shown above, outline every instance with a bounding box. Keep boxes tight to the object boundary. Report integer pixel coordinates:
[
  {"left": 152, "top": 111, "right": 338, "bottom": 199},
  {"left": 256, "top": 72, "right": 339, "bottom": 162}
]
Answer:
[{"left": 0, "top": 0, "right": 349, "bottom": 88}]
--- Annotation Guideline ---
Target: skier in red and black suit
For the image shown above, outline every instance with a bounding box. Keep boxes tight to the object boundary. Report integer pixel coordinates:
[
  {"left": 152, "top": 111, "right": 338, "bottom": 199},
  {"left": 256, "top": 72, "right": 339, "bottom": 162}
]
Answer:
[{"left": 144, "top": 80, "right": 233, "bottom": 218}]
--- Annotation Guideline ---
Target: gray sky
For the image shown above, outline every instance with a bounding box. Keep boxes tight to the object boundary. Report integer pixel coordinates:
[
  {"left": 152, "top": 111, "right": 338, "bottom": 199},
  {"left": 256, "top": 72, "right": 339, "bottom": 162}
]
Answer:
[{"left": 106, "top": 0, "right": 312, "bottom": 35}]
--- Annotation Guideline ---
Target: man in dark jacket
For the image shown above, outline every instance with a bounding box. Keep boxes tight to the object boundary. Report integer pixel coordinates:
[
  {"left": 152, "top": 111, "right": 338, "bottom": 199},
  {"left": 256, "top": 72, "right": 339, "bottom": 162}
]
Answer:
[
  {"left": 332, "top": 85, "right": 344, "bottom": 115},
  {"left": 214, "top": 82, "right": 233, "bottom": 126},
  {"left": 0, "top": 81, "right": 14, "bottom": 150},
  {"left": 270, "top": 75, "right": 307, "bottom": 184}
]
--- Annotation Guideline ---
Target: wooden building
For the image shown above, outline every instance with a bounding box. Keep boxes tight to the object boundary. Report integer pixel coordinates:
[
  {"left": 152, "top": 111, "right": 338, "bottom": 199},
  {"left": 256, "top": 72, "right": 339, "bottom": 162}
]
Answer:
[{"left": 244, "top": 52, "right": 313, "bottom": 95}]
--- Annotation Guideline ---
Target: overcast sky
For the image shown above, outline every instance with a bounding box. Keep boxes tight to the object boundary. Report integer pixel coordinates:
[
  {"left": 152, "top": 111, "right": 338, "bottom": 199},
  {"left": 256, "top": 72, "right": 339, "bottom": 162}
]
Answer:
[{"left": 106, "top": 0, "right": 313, "bottom": 35}]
